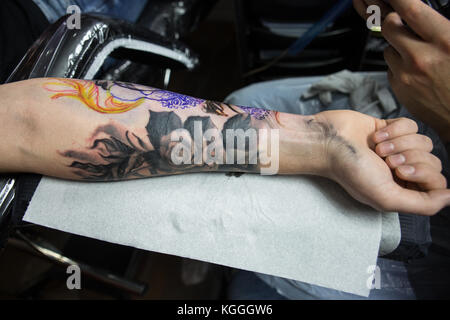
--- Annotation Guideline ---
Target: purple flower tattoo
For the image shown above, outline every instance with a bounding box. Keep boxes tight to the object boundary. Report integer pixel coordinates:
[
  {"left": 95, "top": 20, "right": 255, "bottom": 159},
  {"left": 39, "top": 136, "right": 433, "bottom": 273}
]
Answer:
[{"left": 238, "top": 106, "right": 271, "bottom": 120}]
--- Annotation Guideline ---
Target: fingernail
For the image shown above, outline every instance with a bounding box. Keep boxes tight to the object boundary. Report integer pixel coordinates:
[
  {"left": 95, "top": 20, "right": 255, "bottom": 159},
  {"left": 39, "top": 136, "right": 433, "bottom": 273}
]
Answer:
[
  {"left": 379, "top": 142, "right": 394, "bottom": 154},
  {"left": 399, "top": 165, "right": 415, "bottom": 175},
  {"left": 390, "top": 154, "right": 406, "bottom": 166},
  {"left": 375, "top": 131, "right": 389, "bottom": 142}
]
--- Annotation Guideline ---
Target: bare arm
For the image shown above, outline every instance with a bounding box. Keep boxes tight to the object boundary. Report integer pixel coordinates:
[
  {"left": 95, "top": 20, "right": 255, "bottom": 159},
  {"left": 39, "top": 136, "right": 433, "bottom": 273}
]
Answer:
[{"left": 0, "top": 78, "right": 449, "bottom": 215}]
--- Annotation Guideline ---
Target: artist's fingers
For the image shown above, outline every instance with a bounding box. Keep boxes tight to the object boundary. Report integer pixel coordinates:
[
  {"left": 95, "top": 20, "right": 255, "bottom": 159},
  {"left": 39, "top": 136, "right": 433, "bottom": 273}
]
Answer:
[
  {"left": 381, "top": 12, "right": 424, "bottom": 58},
  {"left": 375, "top": 133, "right": 433, "bottom": 157},
  {"left": 395, "top": 162, "right": 447, "bottom": 190},
  {"left": 386, "top": 149, "right": 442, "bottom": 171},
  {"left": 373, "top": 117, "right": 418, "bottom": 143},
  {"left": 388, "top": 0, "right": 449, "bottom": 42}
]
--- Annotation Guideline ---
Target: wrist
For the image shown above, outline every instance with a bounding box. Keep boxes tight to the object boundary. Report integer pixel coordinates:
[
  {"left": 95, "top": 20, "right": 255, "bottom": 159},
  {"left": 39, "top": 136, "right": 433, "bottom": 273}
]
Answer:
[{"left": 274, "top": 113, "right": 331, "bottom": 177}]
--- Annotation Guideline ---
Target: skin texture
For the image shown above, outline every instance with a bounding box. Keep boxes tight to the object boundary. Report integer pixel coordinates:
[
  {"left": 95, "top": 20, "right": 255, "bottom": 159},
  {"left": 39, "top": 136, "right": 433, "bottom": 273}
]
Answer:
[
  {"left": 353, "top": 0, "right": 450, "bottom": 142},
  {"left": 0, "top": 78, "right": 449, "bottom": 216}
]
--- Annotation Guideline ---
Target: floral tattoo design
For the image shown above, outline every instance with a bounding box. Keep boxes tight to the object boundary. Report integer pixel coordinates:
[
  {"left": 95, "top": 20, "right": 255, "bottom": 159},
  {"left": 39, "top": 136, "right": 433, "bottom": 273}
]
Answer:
[
  {"left": 107, "top": 82, "right": 205, "bottom": 110},
  {"left": 43, "top": 79, "right": 358, "bottom": 180},
  {"left": 58, "top": 110, "right": 260, "bottom": 180},
  {"left": 44, "top": 79, "right": 273, "bottom": 180},
  {"left": 44, "top": 79, "right": 205, "bottom": 114},
  {"left": 238, "top": 106, "right": 271, "bottom": 120}
]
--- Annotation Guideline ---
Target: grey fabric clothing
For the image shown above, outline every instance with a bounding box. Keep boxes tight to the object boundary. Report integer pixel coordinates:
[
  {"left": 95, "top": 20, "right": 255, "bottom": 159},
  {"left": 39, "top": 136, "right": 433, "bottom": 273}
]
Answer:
[{"left": 301, "top": 69, "right": 397, "bottom": 117}]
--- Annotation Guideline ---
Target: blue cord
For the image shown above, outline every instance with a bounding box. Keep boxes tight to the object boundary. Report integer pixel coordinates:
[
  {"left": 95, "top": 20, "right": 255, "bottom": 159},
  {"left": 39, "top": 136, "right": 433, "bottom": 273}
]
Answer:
[{"left": 287, "top": 0, "right": 354, "bottom": 56}]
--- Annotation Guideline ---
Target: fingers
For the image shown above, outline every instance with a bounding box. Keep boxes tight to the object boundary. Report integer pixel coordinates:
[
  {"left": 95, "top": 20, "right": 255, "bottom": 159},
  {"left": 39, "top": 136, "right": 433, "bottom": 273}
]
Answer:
[
  {"left": 395, "top": 162, "right": 447, "bottom": 190},
  {"left": 374, "top": 117, "right": 430, "bottom": 156},
  {"left": 386, "top": 149, "right": 442, "bottom": 171},
  {"left": 372, "top": 116, "right": 449, "bottom": 215},
  {"left": 375, "top": 133, "right": 433, "bottom": 157},
  {"left": 386, "top": 149, "right": 444, "bottom": 191},
  {"left": 373, "top": 117, "right": 418, "bottom": 143},
  {"left": 381, "top": 12, "right": 423, "bottom": 58},
  {"left": 356, "top": 0, "right": 450, "bottom": 44},
  {"left": 387, "top": 0, "right": 449, "bottom": 42}
]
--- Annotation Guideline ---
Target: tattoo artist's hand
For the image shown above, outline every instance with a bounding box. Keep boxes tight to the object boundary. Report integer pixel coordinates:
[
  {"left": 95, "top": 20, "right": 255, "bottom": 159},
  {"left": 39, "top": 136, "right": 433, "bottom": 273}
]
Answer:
[
  {"left": 353, "top": 0, "right": 450, "bottom": 142},
  {"left": 317, "top": 110, "right": 449, "bottom": 216}
]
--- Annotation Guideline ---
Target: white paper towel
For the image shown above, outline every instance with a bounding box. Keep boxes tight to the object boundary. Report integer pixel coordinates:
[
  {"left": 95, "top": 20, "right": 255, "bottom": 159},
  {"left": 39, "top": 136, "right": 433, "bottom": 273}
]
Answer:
[{"left": 24, "top": 172, "right": 393, "bottom": 296}]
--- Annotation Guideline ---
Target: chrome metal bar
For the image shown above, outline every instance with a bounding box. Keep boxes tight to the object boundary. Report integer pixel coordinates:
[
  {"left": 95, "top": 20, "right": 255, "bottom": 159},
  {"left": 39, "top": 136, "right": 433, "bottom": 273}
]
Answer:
[{"left": 11, "top": 231, "right": 147, "bottom": 295}]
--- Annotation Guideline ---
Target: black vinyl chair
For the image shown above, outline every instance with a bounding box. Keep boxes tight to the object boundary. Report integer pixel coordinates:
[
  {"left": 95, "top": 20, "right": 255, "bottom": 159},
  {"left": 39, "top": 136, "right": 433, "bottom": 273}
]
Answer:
[{"left": 233, "top": 0, "right": 368, "bottom": 82}]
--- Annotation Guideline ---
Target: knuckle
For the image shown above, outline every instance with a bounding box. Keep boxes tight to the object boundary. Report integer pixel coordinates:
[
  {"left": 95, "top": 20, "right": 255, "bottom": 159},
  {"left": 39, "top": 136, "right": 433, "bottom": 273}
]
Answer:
[
  {"left": 382, "top": 12, "right": 396, "bottom": 29},
  {"left": 398, "top": 72, "right": 412, "bottom": 86},
  {"left": 405, "top": 118, "right": 418, "bottom": 132},
  {"left": 405, "top": 148, "right": 420, "bottom": 161},
  {"left": 398, "top": 117, "right": 418, "bottom": 133},
  {"left": 410, "top": 54, "right": 432, "bottom": 74}
]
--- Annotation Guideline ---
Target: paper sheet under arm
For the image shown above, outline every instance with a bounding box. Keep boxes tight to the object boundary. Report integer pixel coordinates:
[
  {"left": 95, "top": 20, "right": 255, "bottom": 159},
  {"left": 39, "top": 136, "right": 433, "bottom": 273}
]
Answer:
[{"left": 24, "top": 173, "right": 394, "bottom": 296}]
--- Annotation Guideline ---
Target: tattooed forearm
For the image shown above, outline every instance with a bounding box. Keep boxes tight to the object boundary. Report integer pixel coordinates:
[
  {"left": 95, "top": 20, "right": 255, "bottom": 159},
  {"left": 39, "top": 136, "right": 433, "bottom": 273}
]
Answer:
[
  {"left": 42, "top": 79, "right": 274, "bottom": 180},
  {"left": 5, "top": 78, "right": 443, "bottom": 216},
  {"left": 40, "top": 78, "right": 356, "bottom": 181}
]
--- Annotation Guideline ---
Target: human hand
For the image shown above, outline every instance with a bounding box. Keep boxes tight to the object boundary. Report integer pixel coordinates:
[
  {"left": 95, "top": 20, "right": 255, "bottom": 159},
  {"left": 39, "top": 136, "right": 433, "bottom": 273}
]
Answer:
[
  {"left": 353, "top": 0, "right": 450, "bottom": 142},
  {"left": 316, "top": 110, "right": 450, "bottom": 215}
]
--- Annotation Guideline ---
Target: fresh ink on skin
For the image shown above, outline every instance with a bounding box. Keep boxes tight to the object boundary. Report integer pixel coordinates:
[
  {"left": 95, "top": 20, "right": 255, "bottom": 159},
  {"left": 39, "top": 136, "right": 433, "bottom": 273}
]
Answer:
[
  {"left": 237, "top": 106, "right": 271, "bottom": 120},
  {"left": 44, "top": 79, "right": 145, "bottom": 113},
  {"left": 202, "top": 100, "right": 229, "bottom": 117},
  {"left": 43, "top": 79, "right": 204, "bottom": 113},
  {"left": 108, "top": 82, "right": 205, "bottom": 109},
  {"left": 44, "top": 78, "right": 354, "bottom": 180}
]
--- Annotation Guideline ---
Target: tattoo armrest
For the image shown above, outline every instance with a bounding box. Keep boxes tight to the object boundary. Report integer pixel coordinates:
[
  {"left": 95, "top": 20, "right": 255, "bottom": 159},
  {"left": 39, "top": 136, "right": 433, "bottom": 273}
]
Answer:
[{"left": 0, "top": 13, "right": 199, "bottom": 295}]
